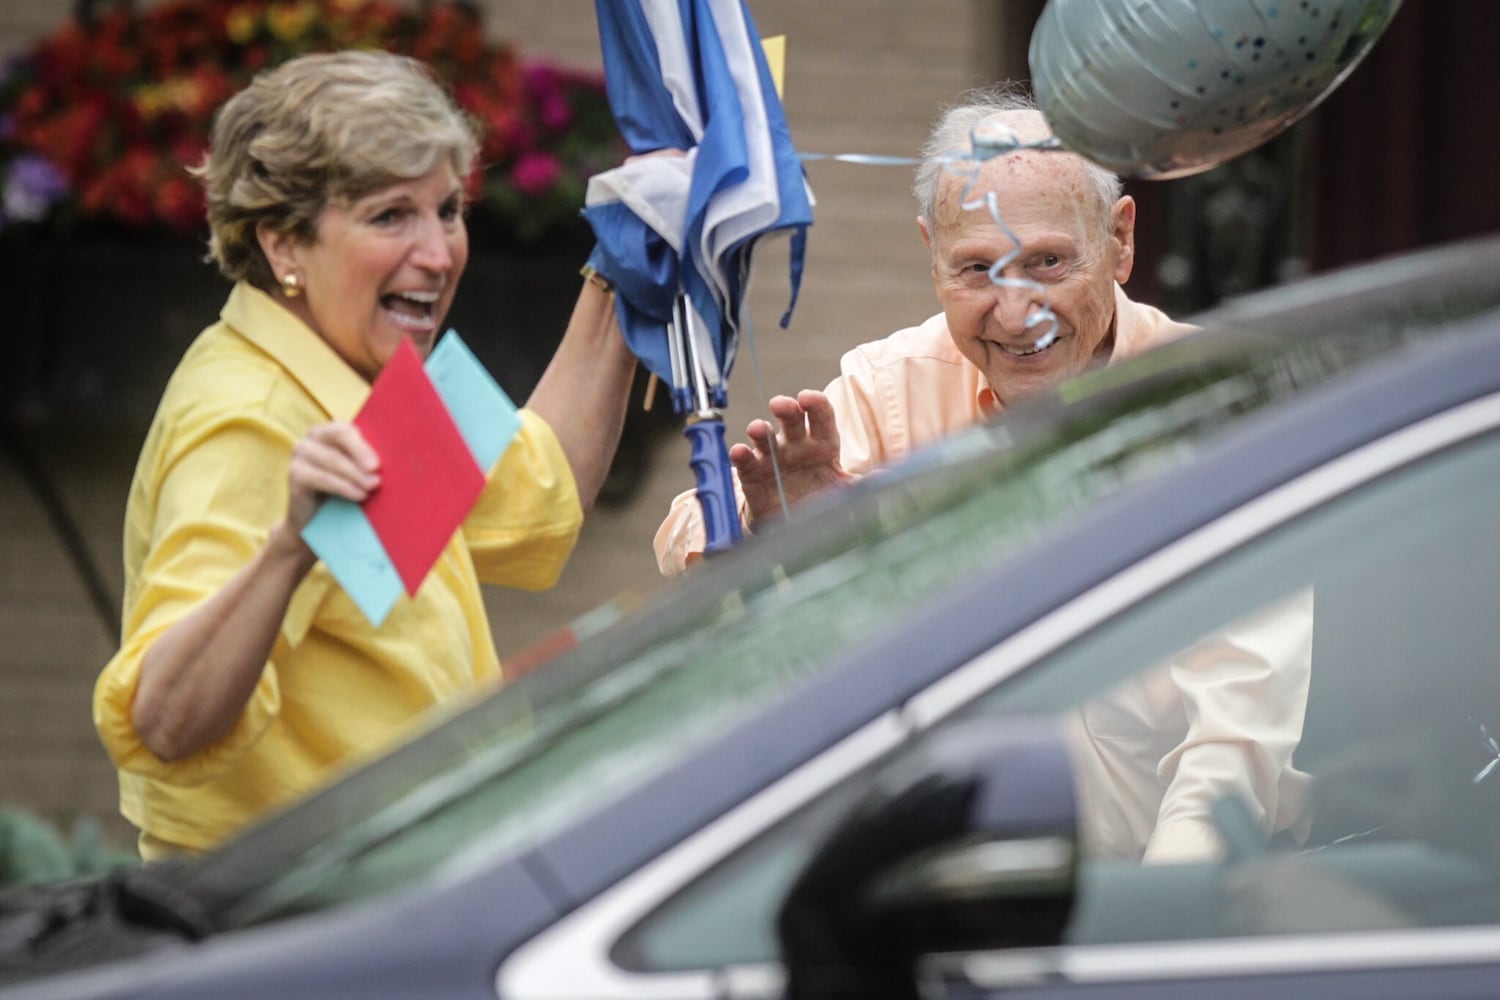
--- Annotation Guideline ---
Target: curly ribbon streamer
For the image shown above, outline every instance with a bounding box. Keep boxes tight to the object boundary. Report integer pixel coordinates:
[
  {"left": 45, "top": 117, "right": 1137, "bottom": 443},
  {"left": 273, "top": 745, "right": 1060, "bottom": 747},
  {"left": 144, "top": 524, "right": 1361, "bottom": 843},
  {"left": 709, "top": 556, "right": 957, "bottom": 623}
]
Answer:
[{"left": 801, "top": 129, "right": 1065, "bottom": 350}]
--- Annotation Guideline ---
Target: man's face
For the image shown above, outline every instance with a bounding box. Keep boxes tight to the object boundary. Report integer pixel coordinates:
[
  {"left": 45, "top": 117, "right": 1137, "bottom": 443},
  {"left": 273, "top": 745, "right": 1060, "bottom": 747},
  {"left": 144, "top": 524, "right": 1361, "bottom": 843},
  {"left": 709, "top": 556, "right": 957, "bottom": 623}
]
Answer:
[{"left": 922, "top": 149, "right": 1134, "bottom": 411}]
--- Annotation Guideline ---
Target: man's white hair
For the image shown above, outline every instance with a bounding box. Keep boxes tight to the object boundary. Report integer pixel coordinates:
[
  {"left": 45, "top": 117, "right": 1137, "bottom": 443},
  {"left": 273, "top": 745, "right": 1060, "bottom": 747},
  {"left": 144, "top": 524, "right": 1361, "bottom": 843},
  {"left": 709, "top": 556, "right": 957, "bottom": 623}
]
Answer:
[{"left": 912, "top": 83, "right": 1123, "bottom": 239}]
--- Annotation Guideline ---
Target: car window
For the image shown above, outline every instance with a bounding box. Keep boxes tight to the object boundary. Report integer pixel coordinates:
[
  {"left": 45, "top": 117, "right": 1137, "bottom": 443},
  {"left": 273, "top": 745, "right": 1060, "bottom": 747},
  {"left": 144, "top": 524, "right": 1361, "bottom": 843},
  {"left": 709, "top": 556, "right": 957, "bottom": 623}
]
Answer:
[
  {"left": 614, "top": 424, "right": 1500, "bottom": 969},
  {"left": 1024, "top": 427, "right": 1500, "bottom": 943},
  {"left": 206, "top": 328, "right": 1397, "bottom": 926}
]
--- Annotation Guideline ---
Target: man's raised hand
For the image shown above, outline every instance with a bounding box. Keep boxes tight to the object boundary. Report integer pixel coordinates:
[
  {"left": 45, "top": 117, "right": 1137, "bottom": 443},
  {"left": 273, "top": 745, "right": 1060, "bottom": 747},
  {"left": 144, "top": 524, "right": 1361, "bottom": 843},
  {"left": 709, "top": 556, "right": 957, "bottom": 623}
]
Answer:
[{"left": 729, "top": 389, "right": 857, "bottom": 528}]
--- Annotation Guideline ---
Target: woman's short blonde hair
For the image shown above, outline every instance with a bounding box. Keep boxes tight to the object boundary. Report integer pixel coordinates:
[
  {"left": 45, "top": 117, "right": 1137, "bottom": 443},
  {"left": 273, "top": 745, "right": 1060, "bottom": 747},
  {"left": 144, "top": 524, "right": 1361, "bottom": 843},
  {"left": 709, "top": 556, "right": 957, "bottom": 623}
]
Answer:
[{"left": 196, "top": 49, "right": 480, "bottom": 289}]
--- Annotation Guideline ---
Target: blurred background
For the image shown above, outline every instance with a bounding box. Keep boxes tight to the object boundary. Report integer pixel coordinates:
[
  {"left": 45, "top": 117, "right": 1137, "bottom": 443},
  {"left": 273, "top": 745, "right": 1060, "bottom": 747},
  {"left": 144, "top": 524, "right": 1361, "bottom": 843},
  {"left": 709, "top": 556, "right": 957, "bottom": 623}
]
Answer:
[{"left": 2, "top": 0, "right": 1497, "bottom": 851}]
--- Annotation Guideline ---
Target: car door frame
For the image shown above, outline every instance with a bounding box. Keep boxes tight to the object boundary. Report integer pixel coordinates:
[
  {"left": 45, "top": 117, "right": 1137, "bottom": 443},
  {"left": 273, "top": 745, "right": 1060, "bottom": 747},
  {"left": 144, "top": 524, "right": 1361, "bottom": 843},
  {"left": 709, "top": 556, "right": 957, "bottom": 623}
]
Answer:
[{"left": 500, "top": 359, "right": 1500, "bottom": 998}]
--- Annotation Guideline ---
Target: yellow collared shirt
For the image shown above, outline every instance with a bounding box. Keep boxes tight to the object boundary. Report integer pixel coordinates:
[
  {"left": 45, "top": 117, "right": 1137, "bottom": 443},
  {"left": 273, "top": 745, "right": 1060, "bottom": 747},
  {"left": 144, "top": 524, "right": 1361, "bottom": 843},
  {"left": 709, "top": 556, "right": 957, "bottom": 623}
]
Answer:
[{"left": 94, "top": 283, "right": 582, "bottom": 858}]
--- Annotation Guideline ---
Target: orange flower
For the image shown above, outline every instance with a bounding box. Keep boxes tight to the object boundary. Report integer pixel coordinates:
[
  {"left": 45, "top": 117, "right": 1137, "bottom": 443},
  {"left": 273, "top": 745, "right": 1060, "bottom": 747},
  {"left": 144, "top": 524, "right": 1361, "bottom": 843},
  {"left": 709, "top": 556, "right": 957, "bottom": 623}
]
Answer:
[
  {"left": 226, "top": 5, "right": 261, "bottom": 45},
  {"left": 154, "top": 173, "right": 206, "bottom": 233},
  {"left": 267, "top": 2, "right": 316, "bottom": 42}
]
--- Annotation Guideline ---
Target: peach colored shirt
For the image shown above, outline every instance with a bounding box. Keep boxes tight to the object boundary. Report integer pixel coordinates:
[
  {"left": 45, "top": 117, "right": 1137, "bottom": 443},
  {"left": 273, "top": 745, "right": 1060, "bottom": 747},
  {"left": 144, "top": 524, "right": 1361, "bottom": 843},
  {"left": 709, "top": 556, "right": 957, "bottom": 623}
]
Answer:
[
  {"left": 653, "top": 286, "right": 1312, "bottom": 863},
  {"left": 655, "top": 285, "right": 1196, "bottom": 573},
  {"left": 1068, "top": 590, "right": 1315, "bottom": 863}
]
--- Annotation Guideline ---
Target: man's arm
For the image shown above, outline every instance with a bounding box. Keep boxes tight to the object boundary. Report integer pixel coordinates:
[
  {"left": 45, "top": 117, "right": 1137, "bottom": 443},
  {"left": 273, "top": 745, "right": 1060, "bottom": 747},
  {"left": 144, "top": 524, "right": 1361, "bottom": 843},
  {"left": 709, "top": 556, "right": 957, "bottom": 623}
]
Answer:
[{"left": 1146, "top": 588, "right": 1316, "bottom": 862}]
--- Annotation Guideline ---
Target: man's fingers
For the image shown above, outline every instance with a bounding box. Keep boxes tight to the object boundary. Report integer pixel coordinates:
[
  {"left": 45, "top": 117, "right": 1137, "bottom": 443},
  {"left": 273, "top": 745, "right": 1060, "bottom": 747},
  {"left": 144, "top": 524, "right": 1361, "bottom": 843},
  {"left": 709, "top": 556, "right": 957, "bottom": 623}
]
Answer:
[
  {"left": 737, "top": 392, "right": 835, "bottom": 478},
  {"left": 764, "top": 394, "right": 808, "bottom": 443},
  {"left": 799, "top": 391, "right": 840, "bottom": 445},
  {"left": 743, "top": 418, "right": 777, "bottom": 455},
  {"left": 728, "top": 446, "right": 758, "bottom": 479}
]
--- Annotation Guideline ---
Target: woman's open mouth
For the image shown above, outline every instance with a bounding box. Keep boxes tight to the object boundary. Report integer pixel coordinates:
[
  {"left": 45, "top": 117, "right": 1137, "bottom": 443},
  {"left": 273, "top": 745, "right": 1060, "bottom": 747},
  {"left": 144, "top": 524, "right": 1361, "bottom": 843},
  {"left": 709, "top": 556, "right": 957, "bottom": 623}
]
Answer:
[{"left": 383, "top": 291, "right": 441, "bottom": 332}]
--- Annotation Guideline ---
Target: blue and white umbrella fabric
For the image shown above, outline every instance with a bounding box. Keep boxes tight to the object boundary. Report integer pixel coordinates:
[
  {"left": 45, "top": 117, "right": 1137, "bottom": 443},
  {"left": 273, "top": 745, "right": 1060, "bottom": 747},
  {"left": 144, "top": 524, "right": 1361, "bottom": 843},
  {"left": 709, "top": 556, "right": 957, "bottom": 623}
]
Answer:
[{"left": 584, "top": 0, "right": 813, "bottom": 554}]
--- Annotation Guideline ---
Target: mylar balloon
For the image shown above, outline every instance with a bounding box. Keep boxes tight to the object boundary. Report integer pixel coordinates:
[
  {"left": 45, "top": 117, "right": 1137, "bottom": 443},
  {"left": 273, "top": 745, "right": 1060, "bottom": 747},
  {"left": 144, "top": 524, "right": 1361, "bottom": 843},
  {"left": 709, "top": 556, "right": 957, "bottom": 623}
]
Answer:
[{"left": 1029, "top": 0, "right": 1404, "bottom": 179}]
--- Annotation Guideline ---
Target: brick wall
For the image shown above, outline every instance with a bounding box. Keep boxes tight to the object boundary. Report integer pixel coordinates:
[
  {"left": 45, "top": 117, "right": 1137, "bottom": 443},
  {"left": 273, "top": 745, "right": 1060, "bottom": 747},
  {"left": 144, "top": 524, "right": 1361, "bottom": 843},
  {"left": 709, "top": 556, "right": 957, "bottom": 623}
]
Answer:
[
  {"left": 1, "top": 1, "right": 1008, "bottom": 848},
  {"left": 2, "top": 425, "right": 138, "bottom": 843}
]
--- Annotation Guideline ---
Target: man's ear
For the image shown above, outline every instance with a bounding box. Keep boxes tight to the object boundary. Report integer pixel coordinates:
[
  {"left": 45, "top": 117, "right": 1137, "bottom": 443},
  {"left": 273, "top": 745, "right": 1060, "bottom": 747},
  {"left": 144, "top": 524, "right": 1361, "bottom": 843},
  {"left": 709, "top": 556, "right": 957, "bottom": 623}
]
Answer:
[
  {"left": 1111, "top": 195, "right": 1137, "bottom": 285},
  {"left": 917, "top": 215, "right": 934, "bottom": 254}
]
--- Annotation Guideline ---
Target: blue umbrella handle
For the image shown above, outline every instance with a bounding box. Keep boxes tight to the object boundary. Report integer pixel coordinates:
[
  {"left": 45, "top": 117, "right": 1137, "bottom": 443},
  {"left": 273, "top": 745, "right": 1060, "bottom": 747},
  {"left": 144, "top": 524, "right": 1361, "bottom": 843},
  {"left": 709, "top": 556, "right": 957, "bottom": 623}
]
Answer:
[{"left": 684, "top": 413, "right": 743, "bottom": 554}]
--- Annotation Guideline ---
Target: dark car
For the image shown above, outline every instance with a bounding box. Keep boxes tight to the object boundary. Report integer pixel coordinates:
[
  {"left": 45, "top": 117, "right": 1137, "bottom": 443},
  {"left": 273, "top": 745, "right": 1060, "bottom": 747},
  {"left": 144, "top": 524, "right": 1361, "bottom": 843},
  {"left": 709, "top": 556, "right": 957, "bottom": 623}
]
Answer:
[{"left": 6, "top": 234, "right": 1500, "bottom": 999}]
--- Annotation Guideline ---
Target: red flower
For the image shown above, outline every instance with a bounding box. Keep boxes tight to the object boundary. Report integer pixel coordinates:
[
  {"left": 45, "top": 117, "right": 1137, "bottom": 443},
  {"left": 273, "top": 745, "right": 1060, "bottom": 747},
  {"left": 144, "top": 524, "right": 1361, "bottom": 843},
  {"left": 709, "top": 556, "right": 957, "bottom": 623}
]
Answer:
[
  {"left": 1, "top": 0, "right": 623, "bottom": 241},
  {"left": 154, "top": 173, "right": 205, "bottom": 233}
]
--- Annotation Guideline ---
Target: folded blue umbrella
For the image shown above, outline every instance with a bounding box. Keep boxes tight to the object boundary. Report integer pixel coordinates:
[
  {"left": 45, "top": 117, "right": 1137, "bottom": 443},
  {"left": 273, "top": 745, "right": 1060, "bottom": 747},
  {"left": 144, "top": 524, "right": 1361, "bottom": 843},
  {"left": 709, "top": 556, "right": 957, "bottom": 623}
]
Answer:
[{"left": 585, "top": 0, "right": 814, "bottom": 553}]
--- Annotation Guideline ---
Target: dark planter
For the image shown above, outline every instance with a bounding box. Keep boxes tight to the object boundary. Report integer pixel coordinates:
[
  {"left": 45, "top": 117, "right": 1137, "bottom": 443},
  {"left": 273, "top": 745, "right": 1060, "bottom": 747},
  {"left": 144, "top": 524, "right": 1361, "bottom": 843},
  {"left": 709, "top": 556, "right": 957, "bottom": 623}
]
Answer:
[{"left": 7, "top": 231, "right": 230, "bottom": 426}]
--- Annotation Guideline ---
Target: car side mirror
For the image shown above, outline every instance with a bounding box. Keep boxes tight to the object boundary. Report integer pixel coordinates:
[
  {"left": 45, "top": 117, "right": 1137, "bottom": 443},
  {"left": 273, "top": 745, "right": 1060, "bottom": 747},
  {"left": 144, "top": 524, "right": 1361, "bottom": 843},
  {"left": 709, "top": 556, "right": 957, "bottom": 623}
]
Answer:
[{"left": 776, "top": 717, "right": 1078, "bottom": 1000}]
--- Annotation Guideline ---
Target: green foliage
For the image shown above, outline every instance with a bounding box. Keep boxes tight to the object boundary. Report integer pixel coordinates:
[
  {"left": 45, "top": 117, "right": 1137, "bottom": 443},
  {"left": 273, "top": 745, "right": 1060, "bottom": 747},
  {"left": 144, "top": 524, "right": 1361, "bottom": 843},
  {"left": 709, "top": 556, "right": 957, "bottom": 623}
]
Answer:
[{"left": 0, "top": 807, "right": 138, "bottom": 888}]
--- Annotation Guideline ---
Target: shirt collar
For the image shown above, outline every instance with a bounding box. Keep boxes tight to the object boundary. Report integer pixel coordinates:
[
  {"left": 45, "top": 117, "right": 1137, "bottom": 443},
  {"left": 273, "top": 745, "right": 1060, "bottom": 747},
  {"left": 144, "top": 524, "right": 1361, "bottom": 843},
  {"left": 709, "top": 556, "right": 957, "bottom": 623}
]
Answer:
[
  {"left": 220, "top": 282, "right": 371, "bottom": 420},
  {"left": 1103, "top": 283, "right": 1136, "bottom": 365}
]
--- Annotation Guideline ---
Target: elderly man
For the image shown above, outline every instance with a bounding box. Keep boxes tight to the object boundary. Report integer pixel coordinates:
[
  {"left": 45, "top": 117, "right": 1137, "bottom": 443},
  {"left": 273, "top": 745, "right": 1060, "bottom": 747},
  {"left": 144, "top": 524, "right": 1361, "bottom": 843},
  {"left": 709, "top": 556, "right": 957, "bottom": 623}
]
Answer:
[
  {"left": 655, "top": 88, "right": 1195, "bottom": 569},
  {"left": 654, "top": 86, "right": 1314, "bottom": 864}
]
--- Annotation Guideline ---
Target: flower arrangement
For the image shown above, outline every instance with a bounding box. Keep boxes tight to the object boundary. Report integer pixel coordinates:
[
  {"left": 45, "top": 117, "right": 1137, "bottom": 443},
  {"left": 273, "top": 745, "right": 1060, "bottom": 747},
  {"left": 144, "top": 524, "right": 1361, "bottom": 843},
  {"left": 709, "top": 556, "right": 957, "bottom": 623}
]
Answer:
[{"left": 0, "top": 0, "right": 624, "bottom": 243}]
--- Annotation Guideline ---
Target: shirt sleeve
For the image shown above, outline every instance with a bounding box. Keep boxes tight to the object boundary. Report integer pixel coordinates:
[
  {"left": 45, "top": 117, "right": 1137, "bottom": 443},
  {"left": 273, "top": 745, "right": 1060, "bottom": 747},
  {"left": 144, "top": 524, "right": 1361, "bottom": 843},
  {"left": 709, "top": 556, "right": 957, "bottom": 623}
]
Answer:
[
  {"left": 463, "top": 409, "right": 584, "bottom": 590},
  {"left": 820, "top": 344, "right": 890, "bottom": 478},
  {"left": 653, "top": 482, "right": 740, "bottom": 576},
  {"left": 1144, "top": 587, "right": 1316, "bottom": 862},
  {"left": 94, "top": 413, "right": 302, "bottom": 787},
  {"left": 652, "top": 345, "right": 892, "bottom": 576}
]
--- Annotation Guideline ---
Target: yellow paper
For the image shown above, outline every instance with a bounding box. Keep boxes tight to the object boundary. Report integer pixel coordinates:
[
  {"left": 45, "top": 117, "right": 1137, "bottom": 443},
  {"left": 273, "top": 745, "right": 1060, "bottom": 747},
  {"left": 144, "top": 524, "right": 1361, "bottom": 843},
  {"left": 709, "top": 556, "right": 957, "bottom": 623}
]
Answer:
[{"left": 761, "top": 35, "right": 785, "bottom": 98}]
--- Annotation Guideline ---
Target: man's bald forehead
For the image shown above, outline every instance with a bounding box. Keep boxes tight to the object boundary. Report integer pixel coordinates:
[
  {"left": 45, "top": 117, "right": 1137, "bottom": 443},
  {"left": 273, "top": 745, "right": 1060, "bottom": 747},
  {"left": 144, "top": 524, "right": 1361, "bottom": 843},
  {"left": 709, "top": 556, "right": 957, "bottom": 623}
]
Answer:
[
  {"left": 933, "top": 134, "right": 1095, "bottom": 222},
  {"left": 936, "top": 108, "right": 1091, "bottom": 195},
  {"left": 972, "top": 107, "right": 1053, "bottom": 145}
]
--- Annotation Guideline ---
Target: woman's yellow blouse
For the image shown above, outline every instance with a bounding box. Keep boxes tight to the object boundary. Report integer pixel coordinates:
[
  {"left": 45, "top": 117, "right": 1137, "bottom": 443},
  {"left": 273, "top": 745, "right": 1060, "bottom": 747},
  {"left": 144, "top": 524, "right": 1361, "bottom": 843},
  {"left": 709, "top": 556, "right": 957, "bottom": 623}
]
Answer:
[{"left": 93, "top": 283, "right": 583, "bottom": 856}]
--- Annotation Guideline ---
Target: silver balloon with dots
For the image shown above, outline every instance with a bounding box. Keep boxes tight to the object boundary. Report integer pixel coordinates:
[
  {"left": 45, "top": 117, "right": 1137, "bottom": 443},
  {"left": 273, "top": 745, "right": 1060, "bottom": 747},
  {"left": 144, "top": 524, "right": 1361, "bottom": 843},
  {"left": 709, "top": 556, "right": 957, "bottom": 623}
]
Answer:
[{"left": 1030, "top": 0, "right": 1404, "bottom": 179}]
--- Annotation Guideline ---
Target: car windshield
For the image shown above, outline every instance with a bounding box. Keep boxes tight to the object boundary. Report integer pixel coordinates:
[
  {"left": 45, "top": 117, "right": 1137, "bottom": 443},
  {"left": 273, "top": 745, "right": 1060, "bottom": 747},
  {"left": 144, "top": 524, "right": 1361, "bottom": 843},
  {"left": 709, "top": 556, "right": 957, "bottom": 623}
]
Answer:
[{"left": 178, "top": 237, "right": 1500, "bottom": 930}]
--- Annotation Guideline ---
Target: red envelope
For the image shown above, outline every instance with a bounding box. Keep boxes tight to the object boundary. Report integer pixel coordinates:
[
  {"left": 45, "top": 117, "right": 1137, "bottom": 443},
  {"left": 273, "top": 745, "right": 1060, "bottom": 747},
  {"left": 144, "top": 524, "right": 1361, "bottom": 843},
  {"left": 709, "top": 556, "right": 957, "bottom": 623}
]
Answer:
[{"left": 355, "top": 339, "right": 486, "bottom": 594}]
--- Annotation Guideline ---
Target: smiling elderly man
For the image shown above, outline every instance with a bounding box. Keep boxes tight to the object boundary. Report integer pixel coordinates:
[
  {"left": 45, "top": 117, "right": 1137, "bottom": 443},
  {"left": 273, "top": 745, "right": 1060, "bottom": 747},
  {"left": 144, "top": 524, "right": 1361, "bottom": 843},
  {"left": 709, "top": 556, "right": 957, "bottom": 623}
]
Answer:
[
  {"left": 653, "top": 85, "right": 1314, "bottom": 865},
  {"left": 655, "top": 87, "right": 1194, "bottom": 569}
]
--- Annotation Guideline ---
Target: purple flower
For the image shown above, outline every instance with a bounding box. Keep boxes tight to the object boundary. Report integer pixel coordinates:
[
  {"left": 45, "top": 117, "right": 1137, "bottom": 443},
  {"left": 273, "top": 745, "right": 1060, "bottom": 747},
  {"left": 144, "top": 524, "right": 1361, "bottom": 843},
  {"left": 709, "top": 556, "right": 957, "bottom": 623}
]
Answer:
[
  {"left": 510, "top": 150, "right": 561, "bottom": 196},
  {"left": 538, "top": 95, "right": 572, "bottom": 132},
  {"left": 4, "top": 154, "right": 69, "bottom": 224},
  {"left": 523, "top": 62, "right": 573, "bottom": 131},
  {"left": 523, "top": 61, "right": 561, "bottom": 97}
]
